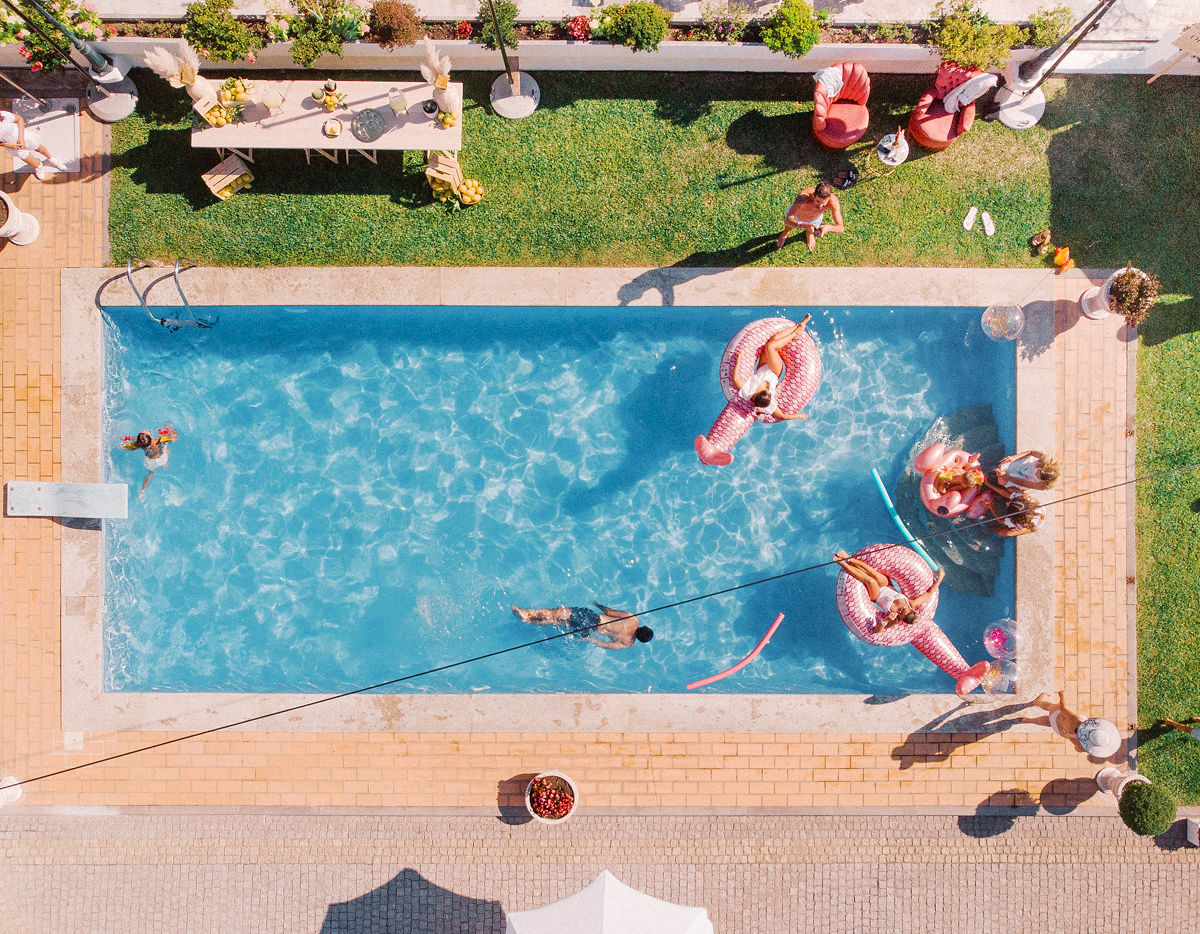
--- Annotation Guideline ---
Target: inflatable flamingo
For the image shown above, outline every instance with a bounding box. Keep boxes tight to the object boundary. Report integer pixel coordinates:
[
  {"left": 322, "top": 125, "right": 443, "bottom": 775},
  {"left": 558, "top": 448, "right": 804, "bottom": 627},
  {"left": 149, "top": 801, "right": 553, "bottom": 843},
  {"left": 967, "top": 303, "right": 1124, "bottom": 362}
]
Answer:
[
  {"left": 913, "top": 442, "right": 993, "bottom": 518},
  {"left": 694, "top": 318, "right": 821, "bottom": 466},
  {"left": 835, "top": 544, "right": 989, "bottom": 694}
]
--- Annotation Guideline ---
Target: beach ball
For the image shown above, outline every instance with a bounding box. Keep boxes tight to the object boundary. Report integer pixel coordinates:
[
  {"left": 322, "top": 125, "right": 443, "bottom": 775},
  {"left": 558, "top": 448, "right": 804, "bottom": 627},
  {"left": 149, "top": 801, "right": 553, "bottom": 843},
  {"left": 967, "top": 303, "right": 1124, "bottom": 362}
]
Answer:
[
  {"left": 983, "top": 618, "right": 1019, "bottom": 659},
  {"left": 980, "top": 660, "right": 1019, "bottom": 694},
  {"left": 981, "top": 304, "right": 1024, "bottom": 341}
]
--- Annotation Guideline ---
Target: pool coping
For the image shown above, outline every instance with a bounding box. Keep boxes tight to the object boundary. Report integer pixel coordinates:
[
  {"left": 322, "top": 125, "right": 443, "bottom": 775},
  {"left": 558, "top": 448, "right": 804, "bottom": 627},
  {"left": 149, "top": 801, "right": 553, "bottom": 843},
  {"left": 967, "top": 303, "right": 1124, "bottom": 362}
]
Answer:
[{"left": 59, "top": 266, "right": 1057, "bottom": 736}]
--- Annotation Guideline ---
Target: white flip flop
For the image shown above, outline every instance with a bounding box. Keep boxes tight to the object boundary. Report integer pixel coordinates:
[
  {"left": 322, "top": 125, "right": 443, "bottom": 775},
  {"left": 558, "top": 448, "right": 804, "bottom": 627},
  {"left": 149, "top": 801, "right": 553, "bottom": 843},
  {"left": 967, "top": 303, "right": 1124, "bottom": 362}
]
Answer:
[
  {"left": 981, "top": 211, "right": 995, "bottom": 237},
  {"left": 962, "top": 206, "right": 978, "bottom": 231}
]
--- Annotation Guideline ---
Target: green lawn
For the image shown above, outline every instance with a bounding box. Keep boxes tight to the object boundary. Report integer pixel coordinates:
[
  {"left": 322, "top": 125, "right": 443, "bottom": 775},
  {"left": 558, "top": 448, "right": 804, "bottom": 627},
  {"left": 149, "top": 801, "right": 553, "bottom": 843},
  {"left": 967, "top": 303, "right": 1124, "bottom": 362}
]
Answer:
[{"left": 111, "top": 70, "right": 1200, "bottom": 801}]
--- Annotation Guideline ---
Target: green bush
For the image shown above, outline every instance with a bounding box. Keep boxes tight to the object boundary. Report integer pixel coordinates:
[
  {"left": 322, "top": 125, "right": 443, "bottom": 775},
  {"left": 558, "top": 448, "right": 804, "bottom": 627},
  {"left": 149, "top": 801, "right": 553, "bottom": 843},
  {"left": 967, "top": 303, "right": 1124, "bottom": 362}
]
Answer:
[
  {"left": 266, "top": 0, "right": 369, "bottom": 68},
  {"left": 1027, "top": 5, "right": 1074, "bottom": 48},
  {"left": 1118, "top": 780, "right": 1177, "bottom": 837},
  {"left": 596, "top": 2, "right": 673, "bottom": 53},
  {"left": 478, "top": 0, "right": 520, "bottom": 51},
  {"left": 369, "top": 0, "right": 422, "bottom": 49},
  {"left": 761, "top": 0, "right": 828, "bottom": 60},
  {"left": 184, "top": 0, "right": 263, "bottom": 63},
  {"left": 927, "top": 0, "right": 1026, "bottom": 71}
]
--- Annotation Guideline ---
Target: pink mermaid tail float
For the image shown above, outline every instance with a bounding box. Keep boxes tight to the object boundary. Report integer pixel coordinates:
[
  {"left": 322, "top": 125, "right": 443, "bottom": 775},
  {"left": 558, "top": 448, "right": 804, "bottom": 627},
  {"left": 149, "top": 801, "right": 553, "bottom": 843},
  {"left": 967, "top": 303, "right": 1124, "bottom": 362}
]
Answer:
[
  {"left": 694, "top": 317, "right": 822, "bottom": 466},
  {"left": 913, "top": 442, "right": 994, "bottom": 518},
  {"left": 835, "top": 543, "right": 989, "bottom": 695}
]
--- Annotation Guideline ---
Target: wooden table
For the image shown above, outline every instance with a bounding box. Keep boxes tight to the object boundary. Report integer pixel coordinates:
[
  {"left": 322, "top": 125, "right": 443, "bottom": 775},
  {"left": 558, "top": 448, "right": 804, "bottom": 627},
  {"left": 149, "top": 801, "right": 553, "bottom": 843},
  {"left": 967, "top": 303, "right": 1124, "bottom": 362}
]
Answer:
[{"left": 190, "top": 79, "right": 463, "bottom": 166}]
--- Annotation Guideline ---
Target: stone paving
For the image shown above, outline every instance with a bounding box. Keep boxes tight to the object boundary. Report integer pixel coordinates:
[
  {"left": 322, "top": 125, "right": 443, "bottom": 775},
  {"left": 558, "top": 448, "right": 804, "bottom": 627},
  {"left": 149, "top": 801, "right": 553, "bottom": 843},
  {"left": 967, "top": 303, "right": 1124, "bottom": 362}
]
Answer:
[
  {"left": 0, "top": 813, "right": 1195, "bottom": 933},
  {"left": 0, "top": 75, "right": 1187, "bottom": 930}
]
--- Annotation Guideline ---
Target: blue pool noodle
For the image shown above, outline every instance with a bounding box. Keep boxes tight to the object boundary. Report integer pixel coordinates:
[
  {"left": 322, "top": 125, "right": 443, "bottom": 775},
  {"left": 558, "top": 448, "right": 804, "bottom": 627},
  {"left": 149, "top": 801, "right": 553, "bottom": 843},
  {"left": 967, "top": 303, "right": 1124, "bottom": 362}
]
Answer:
[{"left": 870, "top": 468, "right": 940, "bottom": 573}]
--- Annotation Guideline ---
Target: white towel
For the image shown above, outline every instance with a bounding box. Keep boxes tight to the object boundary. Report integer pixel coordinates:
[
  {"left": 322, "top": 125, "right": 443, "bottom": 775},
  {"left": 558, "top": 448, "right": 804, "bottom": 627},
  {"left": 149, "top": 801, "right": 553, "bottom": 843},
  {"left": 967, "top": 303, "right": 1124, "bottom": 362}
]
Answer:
[
  {"left": 942, "top": 72, "right": 998, "bottom": 113},
  {"left": 813, "top": 66, "right": 843, "bottom": 98}
]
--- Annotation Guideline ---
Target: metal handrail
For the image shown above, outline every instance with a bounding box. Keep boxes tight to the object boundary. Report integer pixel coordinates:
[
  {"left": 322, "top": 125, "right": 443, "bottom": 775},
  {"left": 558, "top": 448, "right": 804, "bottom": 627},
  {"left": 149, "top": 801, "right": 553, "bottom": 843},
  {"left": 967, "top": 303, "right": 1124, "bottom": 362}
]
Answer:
[{"left": 122, "top": 257, "right": 216, "bottom": 332}]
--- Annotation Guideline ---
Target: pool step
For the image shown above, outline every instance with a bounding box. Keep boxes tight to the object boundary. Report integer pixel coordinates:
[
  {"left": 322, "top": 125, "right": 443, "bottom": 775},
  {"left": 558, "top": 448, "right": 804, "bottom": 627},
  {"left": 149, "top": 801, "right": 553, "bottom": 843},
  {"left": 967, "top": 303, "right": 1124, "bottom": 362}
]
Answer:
[{"left": 5, "top": 481, "right": 128, "bottom": 519}]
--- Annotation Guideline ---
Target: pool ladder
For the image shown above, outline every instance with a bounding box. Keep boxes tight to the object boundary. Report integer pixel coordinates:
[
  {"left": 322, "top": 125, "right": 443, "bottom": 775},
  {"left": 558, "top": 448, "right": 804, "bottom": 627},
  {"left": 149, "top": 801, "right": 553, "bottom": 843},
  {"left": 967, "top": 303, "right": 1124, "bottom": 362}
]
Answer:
[{"left": 125, "top": 258, "right": 218, "bottom": 332}]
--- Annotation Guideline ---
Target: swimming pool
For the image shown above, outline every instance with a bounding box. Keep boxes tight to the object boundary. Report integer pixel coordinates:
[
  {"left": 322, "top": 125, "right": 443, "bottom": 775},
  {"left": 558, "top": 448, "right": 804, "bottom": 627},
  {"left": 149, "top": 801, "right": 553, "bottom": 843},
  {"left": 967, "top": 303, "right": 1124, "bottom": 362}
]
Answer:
[{"left": 102, "top": 303, "right": 1014, "bottom": 695}]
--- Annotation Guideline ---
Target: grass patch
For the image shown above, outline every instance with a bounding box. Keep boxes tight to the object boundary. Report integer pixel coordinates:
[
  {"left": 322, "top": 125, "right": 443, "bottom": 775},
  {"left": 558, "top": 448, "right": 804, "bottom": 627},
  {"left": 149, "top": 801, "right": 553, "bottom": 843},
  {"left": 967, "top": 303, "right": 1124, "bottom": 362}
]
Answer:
[{"left": 111, "top": 70, "right": 1052, "bottom": 268}]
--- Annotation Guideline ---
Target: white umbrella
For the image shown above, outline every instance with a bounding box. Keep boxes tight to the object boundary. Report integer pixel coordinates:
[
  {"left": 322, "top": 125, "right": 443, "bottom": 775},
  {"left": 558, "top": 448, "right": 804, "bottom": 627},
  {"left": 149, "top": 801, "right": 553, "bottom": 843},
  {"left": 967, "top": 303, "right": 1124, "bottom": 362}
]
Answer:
[{"left": 505, "top": 870, "right": 714, "bottom": 934}]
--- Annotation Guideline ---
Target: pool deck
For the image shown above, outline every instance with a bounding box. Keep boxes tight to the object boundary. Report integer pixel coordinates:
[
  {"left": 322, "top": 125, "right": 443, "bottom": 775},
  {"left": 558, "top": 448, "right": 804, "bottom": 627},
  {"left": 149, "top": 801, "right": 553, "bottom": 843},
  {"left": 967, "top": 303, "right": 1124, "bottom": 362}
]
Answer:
[{"left": 1, "top": 107, "right": 1137, "bottom": 816}]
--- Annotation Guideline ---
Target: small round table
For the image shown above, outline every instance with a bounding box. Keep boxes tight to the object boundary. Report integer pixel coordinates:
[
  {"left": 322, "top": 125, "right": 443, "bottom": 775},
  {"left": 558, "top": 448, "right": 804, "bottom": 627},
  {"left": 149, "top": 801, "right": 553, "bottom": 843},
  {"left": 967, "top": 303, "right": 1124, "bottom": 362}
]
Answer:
[{"left": 875, "top": 133, "right": 910, "bottom": 168}]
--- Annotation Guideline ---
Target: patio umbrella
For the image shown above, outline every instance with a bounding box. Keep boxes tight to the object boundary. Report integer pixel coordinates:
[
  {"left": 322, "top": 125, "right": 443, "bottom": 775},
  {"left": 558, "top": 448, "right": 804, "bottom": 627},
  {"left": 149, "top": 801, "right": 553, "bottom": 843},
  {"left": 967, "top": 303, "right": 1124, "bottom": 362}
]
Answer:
[{"left": 505, "top": 870, "right": 714, "bottom": 934}]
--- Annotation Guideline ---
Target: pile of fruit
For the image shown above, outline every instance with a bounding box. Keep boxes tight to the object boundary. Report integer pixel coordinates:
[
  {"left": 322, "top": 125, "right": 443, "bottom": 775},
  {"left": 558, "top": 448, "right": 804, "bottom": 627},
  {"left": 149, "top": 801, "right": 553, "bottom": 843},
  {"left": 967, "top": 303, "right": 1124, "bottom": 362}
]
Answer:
[
  {"left": 458, "top": 178, "right": 484, "bottom": 205},
  {"left": 205, "top": 104, "right": 234, "bottom": 127},
  {"left": 436, "top": 110, "right": 458, "bottom": 129},
  {"left": 219, "top": 77, "right": 252, "bottom": 104},
  {"left": 322, "top": 90, "right": 346, "bottom": 112},
  {"left": 216, "top": 172, "right": 252, "bottom": 199},
  {"left": 429, "top": 176, "right": 456, "bottom": 204}
]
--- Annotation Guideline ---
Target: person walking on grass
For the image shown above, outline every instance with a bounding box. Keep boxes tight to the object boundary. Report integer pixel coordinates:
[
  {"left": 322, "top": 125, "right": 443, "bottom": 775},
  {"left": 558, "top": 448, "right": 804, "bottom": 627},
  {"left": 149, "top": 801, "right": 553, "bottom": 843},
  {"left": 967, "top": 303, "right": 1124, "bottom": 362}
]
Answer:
[{"left": 776, "top": 181, "right": 844, "bottom": 252}]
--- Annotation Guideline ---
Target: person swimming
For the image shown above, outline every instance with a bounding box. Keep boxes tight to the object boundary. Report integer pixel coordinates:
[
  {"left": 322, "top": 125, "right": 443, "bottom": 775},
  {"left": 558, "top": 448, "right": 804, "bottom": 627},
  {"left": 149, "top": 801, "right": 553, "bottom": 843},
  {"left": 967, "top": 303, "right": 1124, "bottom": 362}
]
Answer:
[
  {"left": 124, "top": 426, "right": 178, "bottom": 500},
  {"left": 511, "top": 602, "right": 654, "bottom": 649}
]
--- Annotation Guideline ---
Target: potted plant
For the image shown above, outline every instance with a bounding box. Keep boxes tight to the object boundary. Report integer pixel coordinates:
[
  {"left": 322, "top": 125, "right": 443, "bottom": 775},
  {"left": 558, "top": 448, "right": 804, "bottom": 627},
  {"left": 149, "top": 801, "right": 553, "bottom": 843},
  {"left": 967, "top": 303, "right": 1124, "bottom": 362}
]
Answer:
[
  {"left": 525, "top": 771, "right": 578, "bottom": 823},
  {"left": 1096, "top": 767, "right": 1178, "bottom": 837},
  {"left": 1079, "top": 266, "right": 1161, "bottom": 325}
]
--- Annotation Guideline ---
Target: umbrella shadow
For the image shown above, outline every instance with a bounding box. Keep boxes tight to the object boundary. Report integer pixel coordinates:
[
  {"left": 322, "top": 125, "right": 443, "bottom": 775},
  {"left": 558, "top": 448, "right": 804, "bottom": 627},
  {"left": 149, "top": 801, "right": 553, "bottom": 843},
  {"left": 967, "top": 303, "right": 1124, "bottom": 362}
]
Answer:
[
  {"left": 497, "top": 772, "right": 536, "bottom": 825},
  {"left": 320, "top": 866, "right": 504, "bottom": 933}
]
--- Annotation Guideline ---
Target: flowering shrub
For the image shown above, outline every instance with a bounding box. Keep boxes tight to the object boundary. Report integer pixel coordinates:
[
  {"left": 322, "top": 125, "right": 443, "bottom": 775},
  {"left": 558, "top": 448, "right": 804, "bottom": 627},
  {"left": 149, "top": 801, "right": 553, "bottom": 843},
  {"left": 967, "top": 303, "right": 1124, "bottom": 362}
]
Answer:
[
  {"left": 184, "top": 0, "right": 262, "bottom": 63},
  {"left": 266, "top": 0, "right": 369, "bottom": 68},
  {"left": 564, "top": 15, "right": 591, "bottom": 41},
  {"left": 694, "top": 0, "right": 751, "bottom": 44},
  {"left": 0, "top": 0, "right": 108, "bottom": 72},
  {"left": 528, "top": 775, "right": 575, "bottom": 820},
  {"left": 926, "top": 0, "right": 1025, "bottom": 71},
  {"left": 454, "top": 19, "right": 473, "bottom": 39}
]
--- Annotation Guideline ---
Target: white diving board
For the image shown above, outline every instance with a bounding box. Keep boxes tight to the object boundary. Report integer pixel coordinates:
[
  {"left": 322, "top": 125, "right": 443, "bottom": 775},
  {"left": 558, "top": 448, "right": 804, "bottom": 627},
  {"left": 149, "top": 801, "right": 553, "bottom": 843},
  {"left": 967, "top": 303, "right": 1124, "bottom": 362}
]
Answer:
[{"left": 5, "top": 481, "right": 128, "bottom": 519}]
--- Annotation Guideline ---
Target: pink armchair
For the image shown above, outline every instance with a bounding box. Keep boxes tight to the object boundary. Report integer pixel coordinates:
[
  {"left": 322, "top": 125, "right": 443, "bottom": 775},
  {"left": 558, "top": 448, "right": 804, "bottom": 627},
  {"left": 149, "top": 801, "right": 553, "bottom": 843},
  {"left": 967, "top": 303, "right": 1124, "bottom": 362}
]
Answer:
[
  {"left": 908, "top": 62, "right": 989, "bottom": 151},
  {"left": 813, "top": 62, "right": 870, "bottom": 150}
]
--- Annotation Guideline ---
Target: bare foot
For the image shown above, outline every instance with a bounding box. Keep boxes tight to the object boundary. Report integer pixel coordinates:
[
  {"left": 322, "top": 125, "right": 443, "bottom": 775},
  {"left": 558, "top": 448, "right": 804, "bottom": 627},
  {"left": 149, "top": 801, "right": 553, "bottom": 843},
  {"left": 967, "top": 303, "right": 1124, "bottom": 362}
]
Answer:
[
  {"left": 805, "top": 230, "right": 816, "bottom": 252},
  {"left": 511, "top": 606, "right": 532, "bottom": 622},
  {"left": 1029, "top": 692, "right": 1055, "bottom": 710},
  {"left": 775, "top": 232, "right": 788, "bottom": 250},
  {"left": 834, "top": 550, "right": 849, "bottom": 560}
]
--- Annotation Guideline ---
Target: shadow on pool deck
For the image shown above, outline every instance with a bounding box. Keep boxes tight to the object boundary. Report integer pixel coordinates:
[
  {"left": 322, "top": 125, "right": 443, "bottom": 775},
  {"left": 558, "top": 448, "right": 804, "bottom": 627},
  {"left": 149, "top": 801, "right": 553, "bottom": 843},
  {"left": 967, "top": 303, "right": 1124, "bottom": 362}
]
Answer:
[{"left": 320, "top": 866, "right": 504, "bottom": 934}]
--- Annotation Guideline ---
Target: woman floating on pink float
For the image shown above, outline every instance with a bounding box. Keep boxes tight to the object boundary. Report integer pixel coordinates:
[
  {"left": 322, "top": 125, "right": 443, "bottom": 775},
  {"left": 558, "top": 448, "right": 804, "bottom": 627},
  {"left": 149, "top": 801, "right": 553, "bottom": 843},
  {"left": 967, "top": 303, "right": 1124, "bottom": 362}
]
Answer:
[
  {"left": 695, "top": 315, "right": 822, "bottom": 466},
  {"left": 913, "top": 442, "right": 994, "bottom": 518},
  {"left": 834, "top": 545, "right": 989, "bottom": 695}
]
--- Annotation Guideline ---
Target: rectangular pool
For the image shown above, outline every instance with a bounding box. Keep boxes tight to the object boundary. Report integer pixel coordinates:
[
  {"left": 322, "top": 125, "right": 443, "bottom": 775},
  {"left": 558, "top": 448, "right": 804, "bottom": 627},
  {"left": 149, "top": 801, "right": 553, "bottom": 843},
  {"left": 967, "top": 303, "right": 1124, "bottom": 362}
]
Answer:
[{"left": 102, "top": 304, "right": 1014, "bottom": 695}]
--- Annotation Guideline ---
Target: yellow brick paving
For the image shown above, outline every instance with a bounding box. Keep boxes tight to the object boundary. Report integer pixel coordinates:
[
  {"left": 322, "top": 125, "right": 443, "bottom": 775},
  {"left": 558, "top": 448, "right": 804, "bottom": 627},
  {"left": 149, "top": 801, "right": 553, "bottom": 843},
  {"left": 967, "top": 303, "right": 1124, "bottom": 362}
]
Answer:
[{"left": 1, "top": 101, "right": 1131, "bottom": 812}]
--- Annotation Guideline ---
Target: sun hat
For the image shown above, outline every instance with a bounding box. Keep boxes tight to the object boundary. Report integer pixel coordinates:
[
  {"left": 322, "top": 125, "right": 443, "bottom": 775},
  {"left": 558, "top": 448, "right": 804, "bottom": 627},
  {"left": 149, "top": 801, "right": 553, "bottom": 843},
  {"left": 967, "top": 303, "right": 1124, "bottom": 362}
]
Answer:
[{"left": 1076, "top": 717, "right": 1121, "bottom": 758}]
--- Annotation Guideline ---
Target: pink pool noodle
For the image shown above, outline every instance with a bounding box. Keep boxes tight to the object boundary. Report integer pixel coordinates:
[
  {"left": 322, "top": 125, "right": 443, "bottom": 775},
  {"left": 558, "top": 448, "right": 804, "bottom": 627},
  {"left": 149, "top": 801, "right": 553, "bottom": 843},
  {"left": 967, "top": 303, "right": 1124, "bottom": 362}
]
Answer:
[{"left": 687, "top": 613, "right": 785, "bottom": 690}]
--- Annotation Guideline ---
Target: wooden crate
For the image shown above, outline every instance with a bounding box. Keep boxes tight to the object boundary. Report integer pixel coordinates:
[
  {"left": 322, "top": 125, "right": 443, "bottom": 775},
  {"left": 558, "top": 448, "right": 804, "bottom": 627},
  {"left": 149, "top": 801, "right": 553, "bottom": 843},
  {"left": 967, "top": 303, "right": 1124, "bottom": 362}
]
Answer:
[
  {"left": 425, "top": 151, "right": 463, "bottom": 194},
  {"left": 202, "top": 154, "right": 253, "bottom": 201}
]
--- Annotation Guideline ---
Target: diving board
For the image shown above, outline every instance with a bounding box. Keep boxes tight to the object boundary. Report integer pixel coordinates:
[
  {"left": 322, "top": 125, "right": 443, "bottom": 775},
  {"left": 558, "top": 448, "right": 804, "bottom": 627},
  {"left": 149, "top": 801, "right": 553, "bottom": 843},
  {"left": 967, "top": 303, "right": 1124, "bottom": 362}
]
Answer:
[{"left": 5, "top": 481, "right": 127, "bottom": 519}]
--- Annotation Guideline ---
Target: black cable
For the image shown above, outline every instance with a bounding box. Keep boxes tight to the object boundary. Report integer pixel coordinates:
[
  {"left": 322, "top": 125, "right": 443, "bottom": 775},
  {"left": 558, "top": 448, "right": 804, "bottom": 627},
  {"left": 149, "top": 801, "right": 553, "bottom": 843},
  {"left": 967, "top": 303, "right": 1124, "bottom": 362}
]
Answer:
[{"left": 2, "top": 460, "right": 1197, "bottom": 795}]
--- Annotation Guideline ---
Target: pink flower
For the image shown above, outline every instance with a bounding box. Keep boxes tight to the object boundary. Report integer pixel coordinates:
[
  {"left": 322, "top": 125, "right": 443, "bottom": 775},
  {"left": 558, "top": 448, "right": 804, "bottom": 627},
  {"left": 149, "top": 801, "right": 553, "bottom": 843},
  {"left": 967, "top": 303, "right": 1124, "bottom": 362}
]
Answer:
[
  {"left": 31, "top": 61, "right": 43, "bottom": 71},
  {"left": 247, "top": 52, "right": 256, "bottom": 63},
  {"left": 16, "top": 29, "right": 25, "bottom": 39},
  {"left": 17, "top": 46, "right": 25, "bottom": 56},
  {"left": 107, "top": 25, "right": 116, "bottom": 35}
]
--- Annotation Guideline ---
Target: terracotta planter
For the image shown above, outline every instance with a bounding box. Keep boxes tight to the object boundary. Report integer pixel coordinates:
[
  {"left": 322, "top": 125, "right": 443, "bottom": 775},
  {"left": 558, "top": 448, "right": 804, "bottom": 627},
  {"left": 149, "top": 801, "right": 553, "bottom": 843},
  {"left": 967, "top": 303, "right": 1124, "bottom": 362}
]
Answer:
[
  {"left": 525, "top": 771, "right": 578, "bottom": 824},
  {"left": 0, "top": 191, "right": 40, "bottom": 246},
  {"left": 1096, "top": 766, "right": 1149, "bottom": 799}
]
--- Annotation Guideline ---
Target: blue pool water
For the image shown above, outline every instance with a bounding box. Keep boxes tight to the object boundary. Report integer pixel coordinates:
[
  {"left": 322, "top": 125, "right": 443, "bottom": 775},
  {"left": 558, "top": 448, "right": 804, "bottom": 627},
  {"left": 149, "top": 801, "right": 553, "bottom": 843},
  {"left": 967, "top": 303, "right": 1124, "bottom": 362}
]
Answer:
[{"left": 102, "top": 304, "right": 1014, "bottom": 695}]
